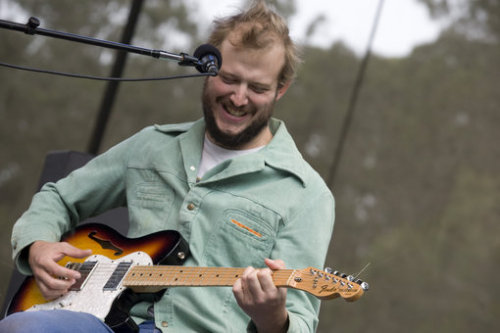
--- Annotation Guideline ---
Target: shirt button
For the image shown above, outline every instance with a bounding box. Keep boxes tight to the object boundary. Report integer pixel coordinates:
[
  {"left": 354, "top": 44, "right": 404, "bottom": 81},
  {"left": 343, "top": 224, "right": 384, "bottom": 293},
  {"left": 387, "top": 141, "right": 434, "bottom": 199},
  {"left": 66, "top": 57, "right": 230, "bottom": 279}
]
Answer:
[
  {"left": 187, "top": 203, "right": 195, "bottom": 210},
  {"left": 190, "top": 165, "right": 196, "bottom": 171},
  {"left": 161, "top": 321, "right": 168, "bottom": 327}
]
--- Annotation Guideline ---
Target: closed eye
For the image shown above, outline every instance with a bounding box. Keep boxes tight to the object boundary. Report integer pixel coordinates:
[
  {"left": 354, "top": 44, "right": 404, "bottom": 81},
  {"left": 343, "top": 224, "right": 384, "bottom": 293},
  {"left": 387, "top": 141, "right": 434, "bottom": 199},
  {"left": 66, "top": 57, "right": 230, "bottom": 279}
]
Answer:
[
  {"left": 249, "top": 84, "right": 270, "bottom": 94},
  {"left": 220, "top": 73, "right": 239, "bottom": 85},
  {"left": 219, "top": 72, "right": 271, "bottom": 94}
]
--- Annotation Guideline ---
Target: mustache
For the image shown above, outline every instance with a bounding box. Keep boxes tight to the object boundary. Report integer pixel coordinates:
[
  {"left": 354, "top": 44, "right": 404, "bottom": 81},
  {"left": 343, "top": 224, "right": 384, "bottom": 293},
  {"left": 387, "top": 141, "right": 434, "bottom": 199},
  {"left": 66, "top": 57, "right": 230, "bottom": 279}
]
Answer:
[{"left": 216, "top": 95, "right": 255, "bottom": 115}]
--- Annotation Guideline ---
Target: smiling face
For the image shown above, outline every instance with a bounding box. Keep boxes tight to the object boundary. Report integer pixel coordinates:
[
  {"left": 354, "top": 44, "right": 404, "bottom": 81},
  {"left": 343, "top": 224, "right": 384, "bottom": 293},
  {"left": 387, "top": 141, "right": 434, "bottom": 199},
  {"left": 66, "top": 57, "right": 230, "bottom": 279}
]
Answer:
[{"left": 202, "top": 33, "right": 290, "bottom": 149}]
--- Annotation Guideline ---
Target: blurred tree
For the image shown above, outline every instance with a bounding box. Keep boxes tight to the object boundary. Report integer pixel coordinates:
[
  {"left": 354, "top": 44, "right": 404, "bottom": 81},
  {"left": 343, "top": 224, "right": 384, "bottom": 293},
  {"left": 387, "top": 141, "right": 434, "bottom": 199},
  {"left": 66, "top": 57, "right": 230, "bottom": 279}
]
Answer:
[
  {"left": 0, "top": 0, "right": 199, "bottom": 310},
  {"left": 317, "top": 20, "right": 500, "bottom": 333},
  {"left": 418, "top": 0, "right": 500, "bottom": 40},
  {"left": 1, "top": 1, "right": 499, "bottom": 332}
]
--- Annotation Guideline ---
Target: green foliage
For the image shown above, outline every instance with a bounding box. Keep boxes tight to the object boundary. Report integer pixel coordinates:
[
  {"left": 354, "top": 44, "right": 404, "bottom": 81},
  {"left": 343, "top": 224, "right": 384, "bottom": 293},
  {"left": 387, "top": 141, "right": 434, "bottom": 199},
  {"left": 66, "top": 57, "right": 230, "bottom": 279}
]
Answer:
[
  {"left": 1, "top": 1, "right": 499, "bottom": 331},
  {"left": 418, "top": 0, "right": 500, "bottom": 40},
  {"left": 316, "top": 27, "right": 500, "bottom": 333}
]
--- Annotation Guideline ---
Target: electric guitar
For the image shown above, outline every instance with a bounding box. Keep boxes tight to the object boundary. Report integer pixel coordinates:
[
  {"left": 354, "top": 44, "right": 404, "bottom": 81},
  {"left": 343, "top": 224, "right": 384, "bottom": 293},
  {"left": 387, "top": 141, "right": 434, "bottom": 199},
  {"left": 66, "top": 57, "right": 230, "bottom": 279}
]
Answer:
[{"left": 6, "top": 223, "right": 368, "bottom": 332}]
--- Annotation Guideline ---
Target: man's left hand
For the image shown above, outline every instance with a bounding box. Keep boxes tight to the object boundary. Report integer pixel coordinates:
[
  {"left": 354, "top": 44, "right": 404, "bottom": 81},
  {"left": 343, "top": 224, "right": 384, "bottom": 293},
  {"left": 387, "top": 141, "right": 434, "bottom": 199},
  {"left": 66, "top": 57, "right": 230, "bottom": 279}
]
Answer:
[{"left": 233, "top": 258, "right": 289, "bottom": 333}]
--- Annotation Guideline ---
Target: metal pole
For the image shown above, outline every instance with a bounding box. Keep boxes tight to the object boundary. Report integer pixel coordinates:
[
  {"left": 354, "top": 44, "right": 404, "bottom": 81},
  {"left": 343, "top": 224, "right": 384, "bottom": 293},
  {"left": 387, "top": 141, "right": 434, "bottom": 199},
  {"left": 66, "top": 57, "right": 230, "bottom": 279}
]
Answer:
[
  {"left": 87, "top": 0, "right": 144, "bottom": 155},
  {"left": 327, "top": 0, "right": 385, "bottom": 188}
]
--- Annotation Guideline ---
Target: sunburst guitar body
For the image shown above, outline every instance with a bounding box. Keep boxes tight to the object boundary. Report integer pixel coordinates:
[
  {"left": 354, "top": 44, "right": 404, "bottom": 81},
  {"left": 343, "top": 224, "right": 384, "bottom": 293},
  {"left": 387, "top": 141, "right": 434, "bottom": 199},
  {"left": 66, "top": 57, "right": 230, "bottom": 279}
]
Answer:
[{"left": 6, "top": 223, "right": 367, "bottom": 332}]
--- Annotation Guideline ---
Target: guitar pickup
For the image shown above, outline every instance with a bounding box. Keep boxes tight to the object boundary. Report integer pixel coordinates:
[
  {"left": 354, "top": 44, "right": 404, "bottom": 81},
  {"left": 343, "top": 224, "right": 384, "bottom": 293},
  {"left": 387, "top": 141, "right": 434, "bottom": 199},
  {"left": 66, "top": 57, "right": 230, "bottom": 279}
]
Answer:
[
  {"left": 103, "top": 261, "right": 133, "bottom": 291},
  {"left": 68, "top": 261, "right": 98, "bottom": 291}
]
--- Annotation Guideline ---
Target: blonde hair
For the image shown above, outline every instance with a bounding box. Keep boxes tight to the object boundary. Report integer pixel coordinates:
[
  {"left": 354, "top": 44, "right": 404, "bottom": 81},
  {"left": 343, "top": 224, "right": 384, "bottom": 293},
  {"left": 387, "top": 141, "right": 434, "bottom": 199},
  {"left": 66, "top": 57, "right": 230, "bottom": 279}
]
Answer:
[{"left": 208, "top": 0, "right": 301, "bottom": 88}]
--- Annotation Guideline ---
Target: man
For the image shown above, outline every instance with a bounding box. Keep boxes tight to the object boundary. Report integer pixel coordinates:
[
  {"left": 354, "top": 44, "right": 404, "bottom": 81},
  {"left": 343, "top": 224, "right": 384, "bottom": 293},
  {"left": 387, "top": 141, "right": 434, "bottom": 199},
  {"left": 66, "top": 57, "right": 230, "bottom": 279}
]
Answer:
[{"left": 1, "top": 1, "right": 334, "bottom": 332}]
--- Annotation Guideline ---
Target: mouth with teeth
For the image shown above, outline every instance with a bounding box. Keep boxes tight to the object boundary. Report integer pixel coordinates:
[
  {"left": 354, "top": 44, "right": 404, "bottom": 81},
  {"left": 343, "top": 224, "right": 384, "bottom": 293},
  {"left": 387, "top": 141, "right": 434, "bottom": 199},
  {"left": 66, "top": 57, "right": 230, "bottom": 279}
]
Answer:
[
  {"left": 221, "top": 100, "right": 252, "bottom": 118},
  {"left": 203, "top": 88, "right": 273, "bottom": 148},
  {"left": 225, "top": 106, "right": 247, "bottom": 117}
]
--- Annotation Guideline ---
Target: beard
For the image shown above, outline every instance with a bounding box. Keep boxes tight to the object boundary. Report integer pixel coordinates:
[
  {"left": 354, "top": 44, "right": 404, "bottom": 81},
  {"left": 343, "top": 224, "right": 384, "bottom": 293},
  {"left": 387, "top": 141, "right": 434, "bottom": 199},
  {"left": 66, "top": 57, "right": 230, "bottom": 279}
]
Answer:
[{"left": 202, "top": 80, "right": 275, "bottom": 149}]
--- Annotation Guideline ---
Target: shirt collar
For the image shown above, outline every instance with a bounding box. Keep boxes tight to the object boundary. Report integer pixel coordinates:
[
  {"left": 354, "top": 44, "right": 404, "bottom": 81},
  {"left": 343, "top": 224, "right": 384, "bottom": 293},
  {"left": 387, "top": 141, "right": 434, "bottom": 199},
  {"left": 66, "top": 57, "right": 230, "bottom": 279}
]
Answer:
[
  {"left": 261, "top": 118, "right": 308, "bottom": 187},
  {"left": 154, "top": 118, "right": 308, "bottom": 187}
]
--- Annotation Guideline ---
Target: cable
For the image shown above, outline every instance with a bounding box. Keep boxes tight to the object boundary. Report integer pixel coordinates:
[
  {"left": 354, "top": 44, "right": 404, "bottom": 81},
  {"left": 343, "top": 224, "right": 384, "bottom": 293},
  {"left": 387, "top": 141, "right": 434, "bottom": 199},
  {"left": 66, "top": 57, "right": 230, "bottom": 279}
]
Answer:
[
  {"left": 0, "top": 60, "right": 215, "bottom": 82},
  {"left": 326, "top": 0, "right": 385, "bottom": 188}
]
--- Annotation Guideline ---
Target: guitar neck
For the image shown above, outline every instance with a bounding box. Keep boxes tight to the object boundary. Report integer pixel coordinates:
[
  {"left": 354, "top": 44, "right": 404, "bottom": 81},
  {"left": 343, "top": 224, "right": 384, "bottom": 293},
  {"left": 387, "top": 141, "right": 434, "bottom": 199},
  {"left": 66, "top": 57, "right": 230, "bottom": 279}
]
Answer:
[
  {"left": 8, "top": 223, "right": 366, "bottom": 319},
  {"left": 123, "top": 266, "right": 296, "bottom": 292}
]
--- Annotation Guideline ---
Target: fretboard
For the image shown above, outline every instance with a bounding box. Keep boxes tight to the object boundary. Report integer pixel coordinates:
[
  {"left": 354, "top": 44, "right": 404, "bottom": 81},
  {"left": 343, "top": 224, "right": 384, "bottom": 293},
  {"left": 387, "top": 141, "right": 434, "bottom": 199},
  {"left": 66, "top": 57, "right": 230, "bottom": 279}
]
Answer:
[{"left": 122, "top": 266, "right": 297, "bottom": 292}]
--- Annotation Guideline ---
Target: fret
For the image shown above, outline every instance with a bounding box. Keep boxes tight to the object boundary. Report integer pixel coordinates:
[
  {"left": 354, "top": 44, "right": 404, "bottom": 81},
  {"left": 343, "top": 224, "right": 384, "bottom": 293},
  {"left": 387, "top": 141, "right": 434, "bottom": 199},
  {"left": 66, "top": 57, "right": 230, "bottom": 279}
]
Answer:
[
  {"left": 122, "top": 266, "right": 295, "bottom": 288},
  {"left": 9, "top": 223, "right": 365, "bottom": 325}
]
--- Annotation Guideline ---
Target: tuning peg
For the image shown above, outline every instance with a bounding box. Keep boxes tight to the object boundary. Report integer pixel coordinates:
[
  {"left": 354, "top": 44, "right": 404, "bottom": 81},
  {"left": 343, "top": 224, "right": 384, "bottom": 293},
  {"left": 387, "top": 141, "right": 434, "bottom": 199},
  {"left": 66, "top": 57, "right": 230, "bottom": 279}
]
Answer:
[
  {"left": 347, "top": 275, "right": 355, "bottom": 282},
  {"left": 324, "top": 267, "right": 333, "bottom": 274},
  {"left": 354, "top": 278, "right": 370, "bottom": 291}
]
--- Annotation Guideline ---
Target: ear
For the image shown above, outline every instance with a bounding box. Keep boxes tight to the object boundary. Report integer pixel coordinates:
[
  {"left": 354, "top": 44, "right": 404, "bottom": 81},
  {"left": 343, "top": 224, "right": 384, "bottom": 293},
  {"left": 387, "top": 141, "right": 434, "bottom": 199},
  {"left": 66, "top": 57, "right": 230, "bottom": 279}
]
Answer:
[{"left": 275, "top": 80, "right": 291, "bottom": 101}]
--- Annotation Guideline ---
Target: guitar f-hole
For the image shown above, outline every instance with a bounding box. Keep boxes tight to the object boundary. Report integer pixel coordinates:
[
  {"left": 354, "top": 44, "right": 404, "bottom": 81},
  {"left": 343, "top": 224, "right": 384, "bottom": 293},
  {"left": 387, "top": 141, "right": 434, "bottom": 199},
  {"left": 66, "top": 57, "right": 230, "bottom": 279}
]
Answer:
[{"left": 88, "top": 231, "right": 123, "bottom": 256}]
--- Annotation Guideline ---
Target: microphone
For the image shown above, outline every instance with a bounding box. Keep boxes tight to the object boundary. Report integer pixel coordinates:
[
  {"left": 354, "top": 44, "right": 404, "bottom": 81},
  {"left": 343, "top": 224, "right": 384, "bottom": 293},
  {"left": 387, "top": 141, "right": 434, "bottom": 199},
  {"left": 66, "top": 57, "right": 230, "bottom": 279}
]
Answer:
[
  {"left": 0, "top": 17, "right": 223, "bottom": 75},
  {"left": 193, "top": 44, "right": 222, "bottom": 75}
]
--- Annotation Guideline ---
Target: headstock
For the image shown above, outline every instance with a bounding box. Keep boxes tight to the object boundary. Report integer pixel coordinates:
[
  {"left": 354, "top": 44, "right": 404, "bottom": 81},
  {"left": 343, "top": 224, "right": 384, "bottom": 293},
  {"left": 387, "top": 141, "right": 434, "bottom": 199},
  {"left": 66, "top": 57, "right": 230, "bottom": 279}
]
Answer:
[{"left": 286, "top": 267, "right": 369, "bottom": 301}]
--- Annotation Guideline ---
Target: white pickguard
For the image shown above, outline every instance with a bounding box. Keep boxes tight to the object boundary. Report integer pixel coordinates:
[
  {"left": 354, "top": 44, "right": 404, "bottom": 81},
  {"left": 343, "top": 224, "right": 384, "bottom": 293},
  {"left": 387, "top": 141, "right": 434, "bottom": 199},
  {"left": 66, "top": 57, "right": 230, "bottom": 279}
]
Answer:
[{"left": 27, "top": 251, "right": 153, "bottom": 320}]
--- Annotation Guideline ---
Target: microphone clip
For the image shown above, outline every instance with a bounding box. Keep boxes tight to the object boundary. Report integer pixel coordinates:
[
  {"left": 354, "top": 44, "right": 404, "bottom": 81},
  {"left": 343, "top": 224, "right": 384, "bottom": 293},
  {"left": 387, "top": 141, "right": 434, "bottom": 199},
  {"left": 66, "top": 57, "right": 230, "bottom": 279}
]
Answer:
[
  {"left": 178, "top": 53, "right": 201, "bottom": 68},
  {"left": 25, "top": 17, "right": 40, "bottom": 35}
]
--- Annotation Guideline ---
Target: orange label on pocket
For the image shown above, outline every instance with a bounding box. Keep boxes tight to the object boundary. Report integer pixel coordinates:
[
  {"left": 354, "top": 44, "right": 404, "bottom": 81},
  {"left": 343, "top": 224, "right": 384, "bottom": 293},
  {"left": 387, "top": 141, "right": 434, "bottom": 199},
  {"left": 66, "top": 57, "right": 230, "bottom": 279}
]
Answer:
[{"left": 230, "top": 219, "right": 262, "bottom": 238}]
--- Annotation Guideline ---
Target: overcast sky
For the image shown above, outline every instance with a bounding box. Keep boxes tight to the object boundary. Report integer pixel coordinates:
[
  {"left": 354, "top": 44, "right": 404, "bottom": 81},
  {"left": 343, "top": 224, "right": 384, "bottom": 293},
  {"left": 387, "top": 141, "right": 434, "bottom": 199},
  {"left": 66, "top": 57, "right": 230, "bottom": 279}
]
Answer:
[
  {"left": 194, "top": 0, "right": 445, "bottom": 58},
  {"left": 0, "top": 0, "right": 445, "bottom": 58}
]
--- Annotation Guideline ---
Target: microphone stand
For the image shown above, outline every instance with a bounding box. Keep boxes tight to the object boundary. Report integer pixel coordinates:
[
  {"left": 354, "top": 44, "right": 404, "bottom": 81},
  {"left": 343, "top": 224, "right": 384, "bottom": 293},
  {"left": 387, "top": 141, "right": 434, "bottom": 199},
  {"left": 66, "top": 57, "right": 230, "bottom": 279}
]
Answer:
[
  {"left": 0, "top": 16, "right": 200, "bottom": 67},
  {"left": 0, "top": 13, "right": 204, "bottom": 154}
]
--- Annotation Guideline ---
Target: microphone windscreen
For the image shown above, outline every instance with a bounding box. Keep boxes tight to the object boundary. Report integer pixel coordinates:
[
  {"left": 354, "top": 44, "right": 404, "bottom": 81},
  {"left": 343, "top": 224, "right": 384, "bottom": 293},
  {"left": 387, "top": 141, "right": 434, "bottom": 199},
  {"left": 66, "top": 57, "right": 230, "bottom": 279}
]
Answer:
[{"left": 193, "top": 44, "right": 222, "bottom": 73}]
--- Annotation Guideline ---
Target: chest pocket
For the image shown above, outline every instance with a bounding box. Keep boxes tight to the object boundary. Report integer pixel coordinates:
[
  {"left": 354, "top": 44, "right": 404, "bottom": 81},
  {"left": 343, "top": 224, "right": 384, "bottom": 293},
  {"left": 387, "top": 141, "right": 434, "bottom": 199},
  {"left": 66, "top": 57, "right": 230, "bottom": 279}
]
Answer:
[
  {"left": 127, "top": 168, "right": 175, "bottom": 209},
  {"left": 126, "top": 169, "right": 176, "bottom": 235},
  {"left": 203, "top": 206, "right": 280, "bottom": 268},
  {"left": 132, "top": 183, "right": 173, "bottom": 208}
]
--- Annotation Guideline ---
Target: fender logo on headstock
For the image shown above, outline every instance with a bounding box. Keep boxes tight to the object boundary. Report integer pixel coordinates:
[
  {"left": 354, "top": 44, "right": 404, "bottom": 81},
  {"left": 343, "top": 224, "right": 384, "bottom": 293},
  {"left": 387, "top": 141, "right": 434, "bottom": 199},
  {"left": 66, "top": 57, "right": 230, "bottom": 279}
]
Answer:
[
  {"left": 319, "top": 284, "right": 355, "bottom": 294},
  {"left": 292, "top": 267, "right": 369, "bottom": 302}
]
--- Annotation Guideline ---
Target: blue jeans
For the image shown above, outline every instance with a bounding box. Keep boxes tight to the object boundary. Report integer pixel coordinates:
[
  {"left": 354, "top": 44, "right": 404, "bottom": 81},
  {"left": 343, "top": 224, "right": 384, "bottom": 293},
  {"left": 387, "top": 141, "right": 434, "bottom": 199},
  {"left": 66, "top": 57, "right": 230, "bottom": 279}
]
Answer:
[{"left": 0, "top": 310, "right": 160, "bottom": 333}]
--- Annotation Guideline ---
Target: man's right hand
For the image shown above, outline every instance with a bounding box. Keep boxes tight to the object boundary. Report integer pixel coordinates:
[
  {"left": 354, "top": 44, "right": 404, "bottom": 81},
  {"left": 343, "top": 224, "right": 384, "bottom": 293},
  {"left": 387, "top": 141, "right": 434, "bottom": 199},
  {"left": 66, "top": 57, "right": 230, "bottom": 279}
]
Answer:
[{"left": 28, "top": 241, "right": 92, "bottom": 300}]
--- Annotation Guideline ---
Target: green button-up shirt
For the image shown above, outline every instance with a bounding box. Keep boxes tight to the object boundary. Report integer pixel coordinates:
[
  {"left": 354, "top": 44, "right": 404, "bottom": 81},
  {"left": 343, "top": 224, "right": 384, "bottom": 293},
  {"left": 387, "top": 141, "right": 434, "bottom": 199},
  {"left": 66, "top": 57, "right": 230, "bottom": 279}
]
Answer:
[{"left": 12, "top": 118, "right": 335, "bottom": 332}]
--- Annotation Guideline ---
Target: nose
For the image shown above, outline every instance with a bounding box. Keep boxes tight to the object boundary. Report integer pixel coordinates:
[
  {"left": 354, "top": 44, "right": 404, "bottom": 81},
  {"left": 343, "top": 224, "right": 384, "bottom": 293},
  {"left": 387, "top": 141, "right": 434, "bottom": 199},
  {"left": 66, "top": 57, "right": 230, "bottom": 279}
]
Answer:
[{"left": 230, "top": 84, "right": 249, "bottom": 107}]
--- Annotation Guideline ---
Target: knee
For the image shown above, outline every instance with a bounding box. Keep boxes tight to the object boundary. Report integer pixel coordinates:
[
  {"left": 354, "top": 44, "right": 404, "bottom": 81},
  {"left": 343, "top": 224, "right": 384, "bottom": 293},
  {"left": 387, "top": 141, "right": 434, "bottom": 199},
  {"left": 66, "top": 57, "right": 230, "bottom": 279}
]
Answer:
[
  {"left": 0, "top": 310, "right": 113, "bottom": 333},
  {"left": 0, "top": 311, "right": 44, "bottom": 332}
]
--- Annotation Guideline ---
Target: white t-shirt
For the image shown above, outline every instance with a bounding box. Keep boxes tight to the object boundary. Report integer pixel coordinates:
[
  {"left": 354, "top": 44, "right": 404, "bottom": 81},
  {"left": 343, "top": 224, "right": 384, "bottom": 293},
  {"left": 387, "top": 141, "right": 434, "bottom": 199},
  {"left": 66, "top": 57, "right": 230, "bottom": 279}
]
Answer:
[{"left": 197, "top": 135, "right": 264, "bottom": 178}]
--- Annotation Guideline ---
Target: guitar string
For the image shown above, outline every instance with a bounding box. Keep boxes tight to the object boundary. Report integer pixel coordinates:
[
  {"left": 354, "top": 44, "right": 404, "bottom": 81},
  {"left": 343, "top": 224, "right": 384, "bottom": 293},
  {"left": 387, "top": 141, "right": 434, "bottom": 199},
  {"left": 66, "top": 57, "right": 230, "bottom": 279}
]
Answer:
[
  {"left": 76, "top": 263, "right": 353, "bottom": 292},
  {"left": 125, "top": 267, "right": 289, "bottom": 286},
  {"left": 78, "top": 264, "right": 338, "bottom": 282},
  {"left": 124, "top": 267, "right": 342, "bottom": 287},
  {"left": 72, "top": 263, "right": 356, "bottom": 299},
  {"left": 353, "top": 262, "right": 371, "bottom": 280}
]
